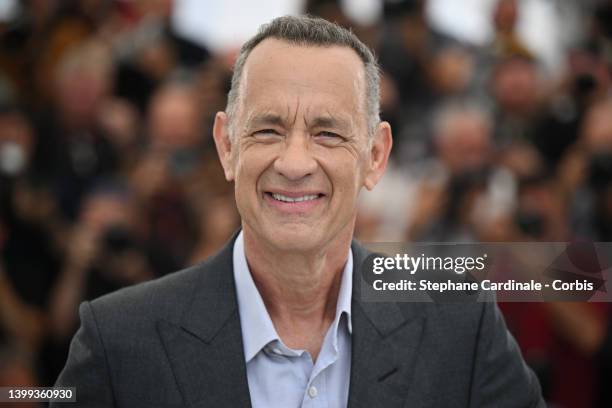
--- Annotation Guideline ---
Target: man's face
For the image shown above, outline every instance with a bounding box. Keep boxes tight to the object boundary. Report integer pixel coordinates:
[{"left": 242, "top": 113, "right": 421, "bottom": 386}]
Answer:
[{"left": 214, "top": 39, "right": 390, "bottom": 252}]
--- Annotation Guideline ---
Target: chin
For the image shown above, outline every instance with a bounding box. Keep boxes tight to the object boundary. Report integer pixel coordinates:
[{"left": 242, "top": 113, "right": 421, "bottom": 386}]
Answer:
[{"left": 264, "top": 226, "right": 323, "bottom": 252}]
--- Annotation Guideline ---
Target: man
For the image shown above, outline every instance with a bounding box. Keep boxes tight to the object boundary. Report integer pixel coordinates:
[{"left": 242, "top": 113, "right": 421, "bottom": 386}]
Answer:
[{"left": 53, "top": 16, "right": 544, "bottom": 407}]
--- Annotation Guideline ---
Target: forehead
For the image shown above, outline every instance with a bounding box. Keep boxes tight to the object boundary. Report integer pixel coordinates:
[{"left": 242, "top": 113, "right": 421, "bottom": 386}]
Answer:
[{"left": 238, "top": 38, "right": 367, "bottom": 124}]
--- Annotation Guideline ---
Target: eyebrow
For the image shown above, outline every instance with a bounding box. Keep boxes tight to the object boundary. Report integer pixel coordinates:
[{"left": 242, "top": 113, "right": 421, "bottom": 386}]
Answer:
[
  {"left": 246, "top": 113, "right": 286, "bottom": 129},
  {"left": 307, "top": 116, "right": 350, "bottom": 130},
  {"left": 245, "top": 112, "right": 352, "bottom": 132}
]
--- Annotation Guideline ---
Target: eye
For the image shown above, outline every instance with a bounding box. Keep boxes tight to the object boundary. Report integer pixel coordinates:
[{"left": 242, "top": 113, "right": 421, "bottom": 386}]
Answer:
[
  {"left": 314, "top": 131, "right": 344, "bottom": 144},
  {"left": 317, "top": 131, "right": 341, "bottom": 138},
  {"left": 253, "top": 129, "right": 281, "bottom": 136},
  {"left": 251, "top": 129, "right": 283, "bottom": 141}
]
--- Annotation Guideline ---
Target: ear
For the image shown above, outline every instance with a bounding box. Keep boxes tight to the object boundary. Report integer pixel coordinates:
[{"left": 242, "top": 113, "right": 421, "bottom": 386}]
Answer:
[
  {"left": 364, "top": 121, "right": 393, "bottom": 191},
  {"left": 213, "top": 111, "right": 235, "bottom": 181}
]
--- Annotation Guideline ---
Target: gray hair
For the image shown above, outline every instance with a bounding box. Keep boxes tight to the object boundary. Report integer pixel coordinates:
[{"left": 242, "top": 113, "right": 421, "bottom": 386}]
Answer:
[
  {"left": 225, "top": 15, "right": 381, "bottom": 137},
  {"left": 432, "top": 100, "right": 493, "bottom": 143}
]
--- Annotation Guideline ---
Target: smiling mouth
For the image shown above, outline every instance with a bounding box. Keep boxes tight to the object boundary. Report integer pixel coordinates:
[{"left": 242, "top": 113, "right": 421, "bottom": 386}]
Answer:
[{"left": 264, "top": 192, "right": 325, "bottom": 203}]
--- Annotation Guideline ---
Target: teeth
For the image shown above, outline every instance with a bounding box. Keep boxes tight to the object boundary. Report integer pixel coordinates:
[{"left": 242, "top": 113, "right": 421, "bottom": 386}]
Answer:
[{"left": 272, "top": 193, "right": 319, "bottom": 203}]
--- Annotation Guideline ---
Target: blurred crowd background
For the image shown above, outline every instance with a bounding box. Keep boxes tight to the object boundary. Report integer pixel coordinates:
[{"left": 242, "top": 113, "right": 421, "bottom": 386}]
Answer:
[{"left": 0, "top": 0, "right": 611, "bottom": 407}]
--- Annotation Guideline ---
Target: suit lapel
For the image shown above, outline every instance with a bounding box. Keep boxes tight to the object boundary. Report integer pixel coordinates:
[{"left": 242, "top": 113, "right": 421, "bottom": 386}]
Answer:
[
  {"left": 348, "top": 242, "right": 426, "bottom": 408},
  {"left": 157, "top": 236, "right": 252, "bottom": 408}
]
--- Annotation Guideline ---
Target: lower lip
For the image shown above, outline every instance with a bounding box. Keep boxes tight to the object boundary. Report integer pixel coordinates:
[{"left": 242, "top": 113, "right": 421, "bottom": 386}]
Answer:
[{"left": 264, "top": 193, "right": 324, "bottom": 213}]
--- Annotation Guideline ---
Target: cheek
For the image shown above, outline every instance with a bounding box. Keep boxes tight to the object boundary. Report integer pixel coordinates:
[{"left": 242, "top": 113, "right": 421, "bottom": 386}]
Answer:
[
  {"left": 317, "top": 148, "right": 366, "bottom": 197},
  {"left": 233, "top": 145, "right": 277, "bottom": 194}
]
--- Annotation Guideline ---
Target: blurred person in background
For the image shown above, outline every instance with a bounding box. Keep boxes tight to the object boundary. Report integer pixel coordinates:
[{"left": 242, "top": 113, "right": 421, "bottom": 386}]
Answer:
[
  {"left": 129, "top": 80, "right": 221, "bottom": 266},
  {"left": 571, "top": 9, "right": 612, "bottom": 403},
  {"left": 499, "top": 171, "right": 610, "bottom": 408},
  {"left": 499, "top": 91, "right": 612, "bottom": 406},
  {"left": 564, "top": 97, "right": 612, "bottom": 242},
  {"left": 96, "top": 97, "right": 143, "bottom": 175},
  {"left": 407, "top": 101, "right": 515, "bottom": 242},
  {"left": 492, "top": 19, "right": 612, "bottom": 400},
  {"left": 377, "top": 0, "right": 468, "bottom": 164},
  {"left": 490, "top": 55, "right": 545, "bottom": 149},
  {"left": 0, "top": 0, "right": 99, "bottom": 111},
  {"left": 529, "top": 44, "right": 609, "bottom": 171},
  {"left": 32, "top": 40, "right": 119, "bottom": 221},
  {"left": 0, "top": 105, "right": 61, "bottom": 387},
  {"left": 112, "top": 0, "right": 211, "bottom": 112},
  {"left": 489, "top": 0, "right": 533, "bottom": 60},
  {"left": 0, "top": 249, "right": 44, "bottom": 404},
  {"left": 137, "top": 70, "right": 234, "bottom": 264},
  {"left": 377, "top": 0, "right": 452, "bottom": 107},
  {"left": 43, "top": 182, "right": 174, "bottom": 384},
  {"left": 394, "top": 43, "right": 479, "bottom": 164},
  {"left": 524, "top": 0, "right": 610, "bottom": 172}
]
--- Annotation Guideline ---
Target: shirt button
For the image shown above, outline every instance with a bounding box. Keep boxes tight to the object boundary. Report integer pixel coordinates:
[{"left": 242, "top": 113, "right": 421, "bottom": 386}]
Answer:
[{"left": 308, "top": 386, "right": 318, "bottom": 398}]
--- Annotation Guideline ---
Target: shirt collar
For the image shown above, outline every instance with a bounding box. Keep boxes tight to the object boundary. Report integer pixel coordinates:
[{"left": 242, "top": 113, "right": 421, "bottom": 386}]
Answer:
[{"left": 233, "top": 231, "right": 353, "bottom": 363}]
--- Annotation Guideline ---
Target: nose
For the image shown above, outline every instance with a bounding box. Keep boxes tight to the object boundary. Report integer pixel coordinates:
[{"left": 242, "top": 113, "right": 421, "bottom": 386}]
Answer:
[{"left": 273, "top": 133, "right": 317, "bottom": 181}]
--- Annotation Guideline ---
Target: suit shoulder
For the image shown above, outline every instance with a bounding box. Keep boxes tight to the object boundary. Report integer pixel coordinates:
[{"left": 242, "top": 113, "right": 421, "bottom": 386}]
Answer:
[
  {"left": 87, "top": 261, "right": 207, "bottom": 327},
  {"left": 397, "top": 302, "right": 485, "bottom": 332}
]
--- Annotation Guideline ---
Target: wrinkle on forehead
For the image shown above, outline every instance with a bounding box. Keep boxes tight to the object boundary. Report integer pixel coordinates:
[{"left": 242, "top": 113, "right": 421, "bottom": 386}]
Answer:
[
  {"left": 238, "top": 88, "right": 364, "bottom": 138},
  {"left": 234, "top": 39, "right": 368, "bottom": 130}
]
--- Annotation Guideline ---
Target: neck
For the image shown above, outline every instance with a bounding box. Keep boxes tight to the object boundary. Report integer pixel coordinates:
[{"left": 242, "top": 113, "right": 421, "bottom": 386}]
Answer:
[{"left": 242, "top": 224, "right": 352, "bottom": 356}]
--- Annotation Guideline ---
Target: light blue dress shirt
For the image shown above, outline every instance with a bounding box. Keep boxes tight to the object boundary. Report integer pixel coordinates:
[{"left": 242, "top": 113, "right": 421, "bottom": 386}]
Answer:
[{"left": 233, "top": 231, "right": 353, "bottom": 408}]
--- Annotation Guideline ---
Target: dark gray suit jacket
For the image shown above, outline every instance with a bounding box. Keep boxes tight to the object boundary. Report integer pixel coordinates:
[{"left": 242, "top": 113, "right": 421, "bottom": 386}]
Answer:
[{"left": 53, "top": 236, "right": 545, "bottom": 407}]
